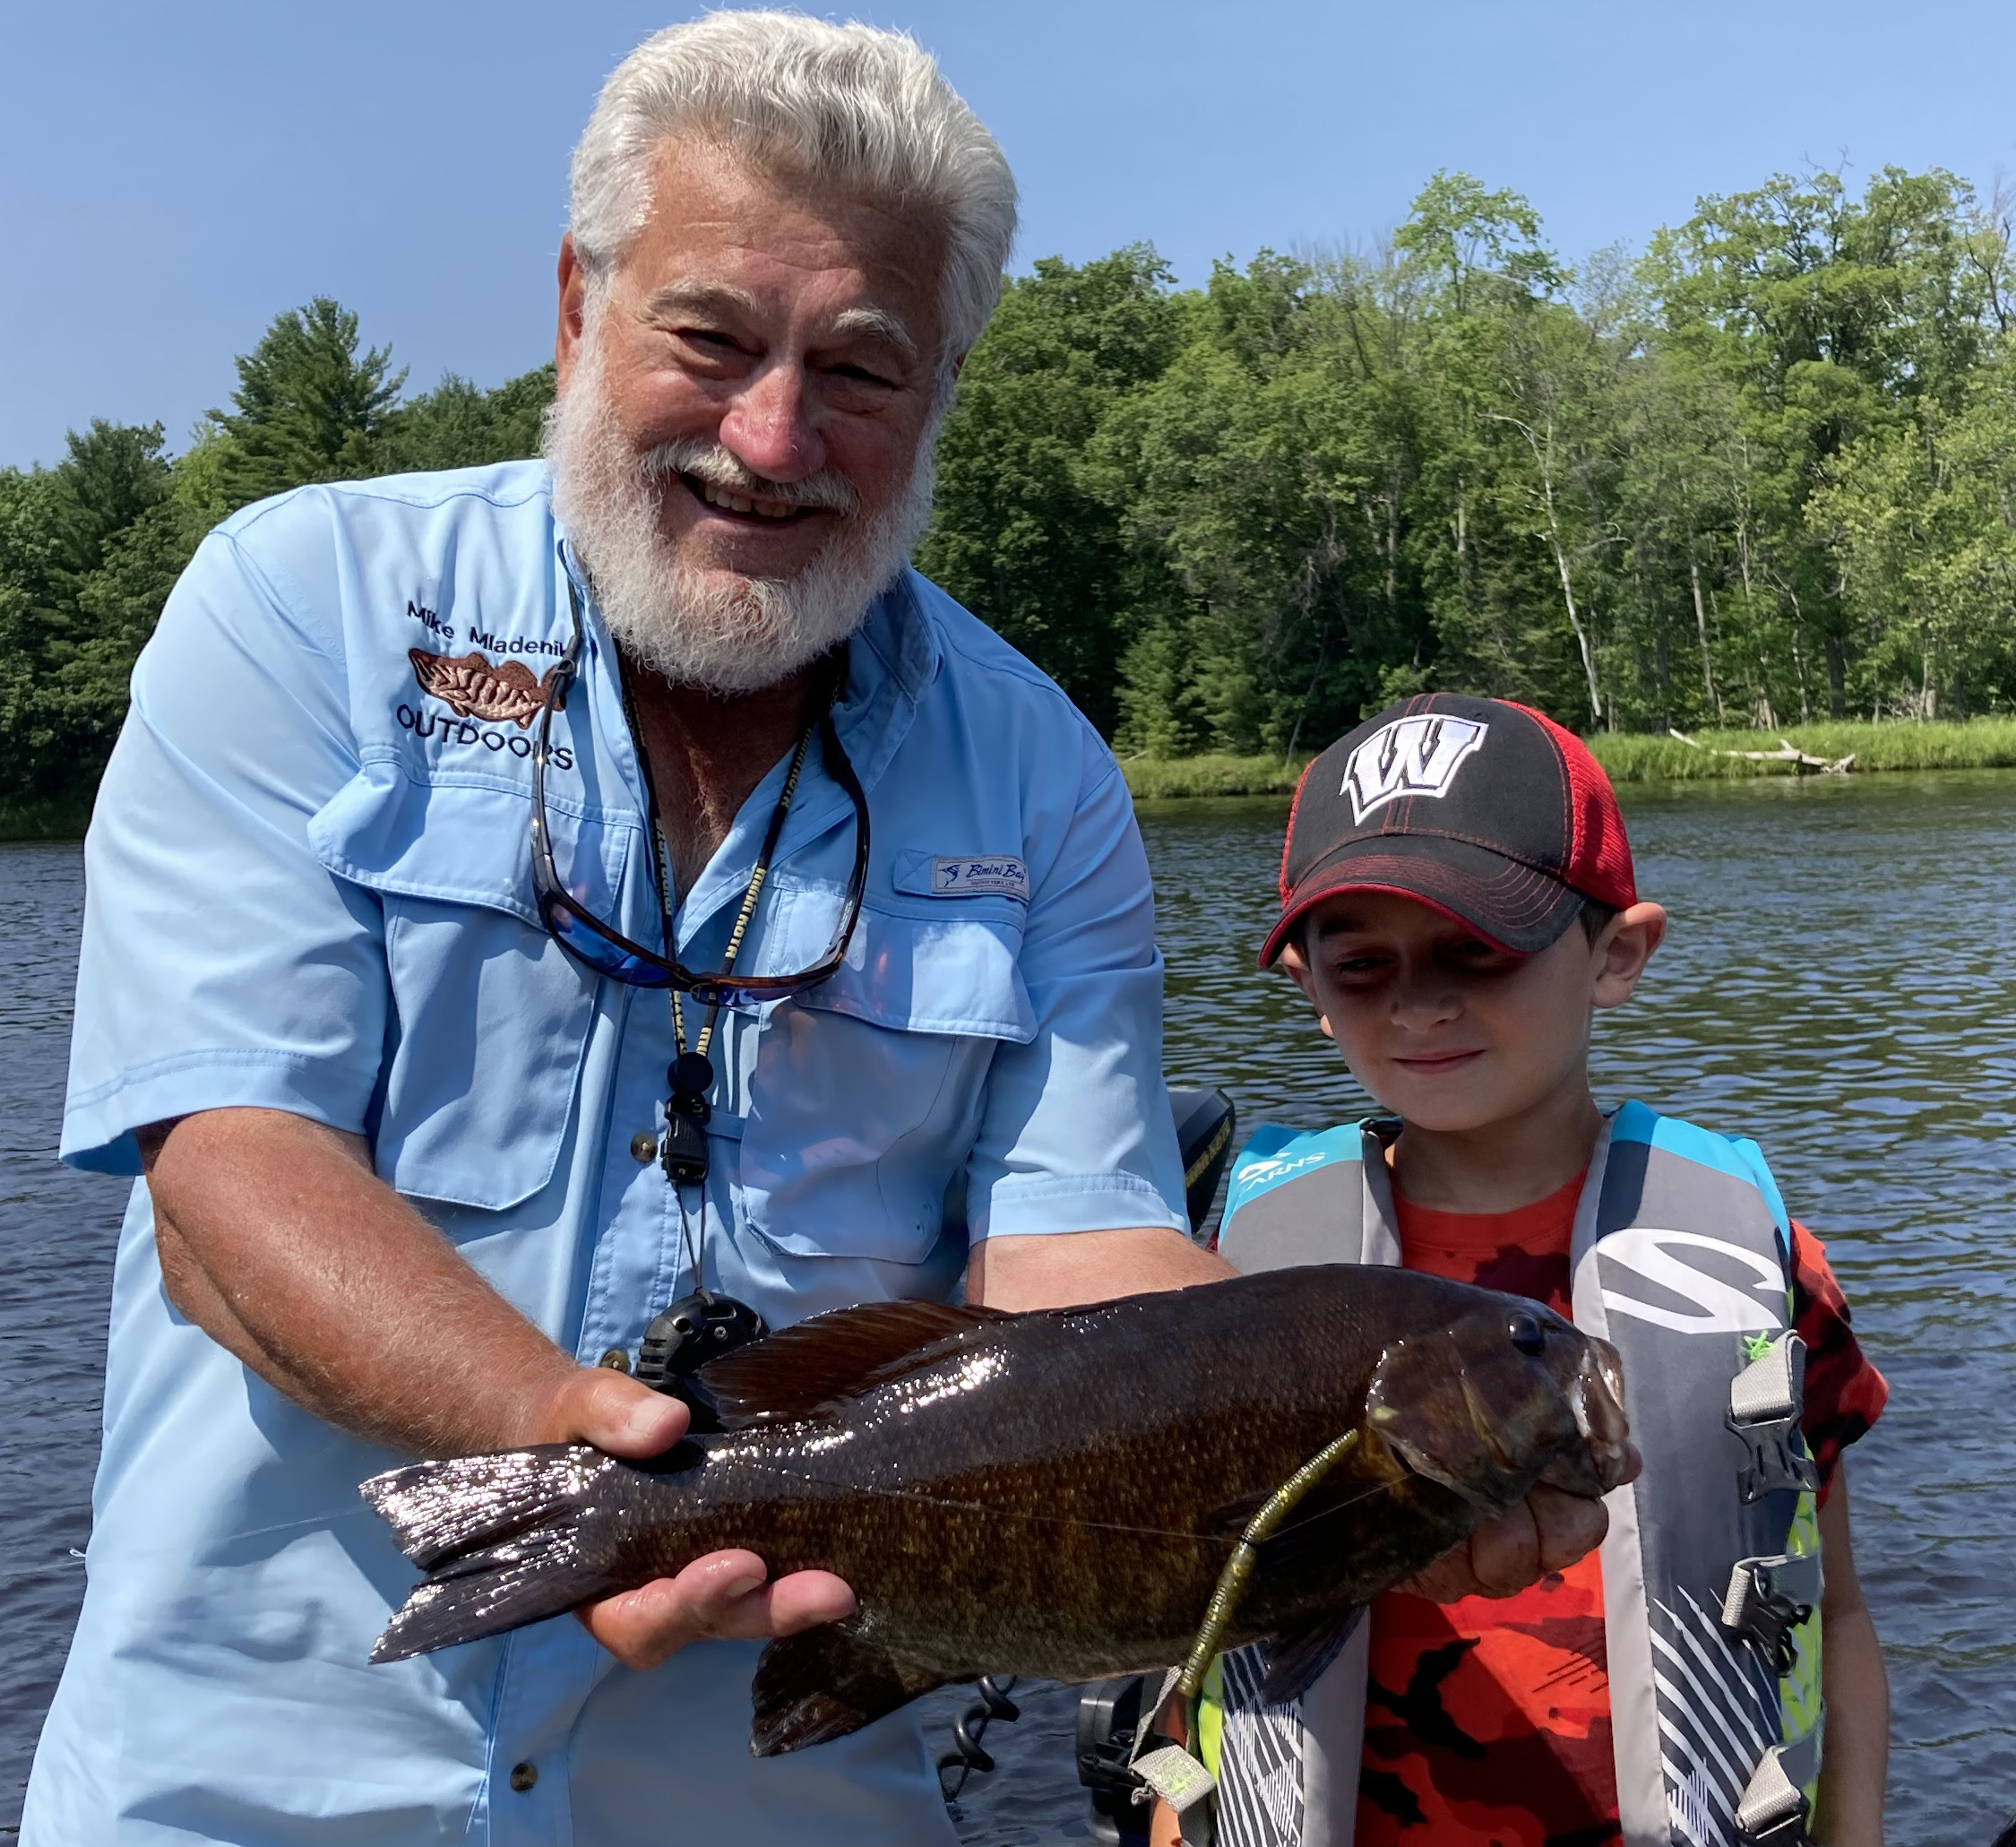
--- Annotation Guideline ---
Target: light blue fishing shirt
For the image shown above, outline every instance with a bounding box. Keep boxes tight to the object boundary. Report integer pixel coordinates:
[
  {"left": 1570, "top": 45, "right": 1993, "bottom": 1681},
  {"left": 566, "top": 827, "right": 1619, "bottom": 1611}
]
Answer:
[{"left": 30, "top": 460, "right": 1186, "bottom": 1847}]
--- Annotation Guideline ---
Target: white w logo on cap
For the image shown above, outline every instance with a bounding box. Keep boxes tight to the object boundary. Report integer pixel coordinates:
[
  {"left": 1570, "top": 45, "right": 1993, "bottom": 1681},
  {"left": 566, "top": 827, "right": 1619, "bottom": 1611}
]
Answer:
[{"left": 1341, "top": 715, "right": 1489, "bottom": 824}]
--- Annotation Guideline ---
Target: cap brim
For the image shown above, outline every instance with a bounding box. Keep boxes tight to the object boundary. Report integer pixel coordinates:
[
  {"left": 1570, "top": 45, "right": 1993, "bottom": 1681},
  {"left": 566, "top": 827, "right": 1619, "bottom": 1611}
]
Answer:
[{"left": 1259, "top": 834, "right": 1585, "bottom": 967}]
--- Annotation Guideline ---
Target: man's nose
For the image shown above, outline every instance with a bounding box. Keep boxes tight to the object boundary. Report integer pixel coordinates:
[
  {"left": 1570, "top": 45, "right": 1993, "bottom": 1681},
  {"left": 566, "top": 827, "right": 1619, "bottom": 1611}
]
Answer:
[{"left": 717, "top": 362, "right": 828, "bottom": 482}]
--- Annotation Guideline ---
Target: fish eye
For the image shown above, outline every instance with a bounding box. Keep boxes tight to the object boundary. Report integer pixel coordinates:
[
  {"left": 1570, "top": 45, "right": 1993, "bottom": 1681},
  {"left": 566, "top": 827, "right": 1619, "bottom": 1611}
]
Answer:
[{"left": 1507, "top": 1313, "right": 1546, "bottom": 1357}]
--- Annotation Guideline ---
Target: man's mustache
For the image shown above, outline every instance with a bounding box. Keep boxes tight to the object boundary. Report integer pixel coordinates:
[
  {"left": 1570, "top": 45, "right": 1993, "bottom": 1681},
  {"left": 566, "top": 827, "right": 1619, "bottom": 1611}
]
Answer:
[{"left": 639, "top": 438, "right": 860, "bottom": 518}]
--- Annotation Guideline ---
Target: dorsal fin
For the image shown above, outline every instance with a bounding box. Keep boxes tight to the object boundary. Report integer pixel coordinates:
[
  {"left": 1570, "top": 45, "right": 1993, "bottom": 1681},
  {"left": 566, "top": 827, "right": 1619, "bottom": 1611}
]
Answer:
[{"left": 694, "top": 1299, "right": 1007, "bottom": 1426}]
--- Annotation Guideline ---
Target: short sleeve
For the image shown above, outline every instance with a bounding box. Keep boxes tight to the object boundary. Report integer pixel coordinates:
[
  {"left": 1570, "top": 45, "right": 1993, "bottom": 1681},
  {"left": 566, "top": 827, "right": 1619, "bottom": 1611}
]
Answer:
[
  {"left": 962, "top": 754, "right": 1187, "bottom": 1241},
  {"left": 1789, "top": 1219, "right": 1889, "bottom": 1503},
  {"left": 62, "top": 505, "right": 391, "bottom": 1174}
]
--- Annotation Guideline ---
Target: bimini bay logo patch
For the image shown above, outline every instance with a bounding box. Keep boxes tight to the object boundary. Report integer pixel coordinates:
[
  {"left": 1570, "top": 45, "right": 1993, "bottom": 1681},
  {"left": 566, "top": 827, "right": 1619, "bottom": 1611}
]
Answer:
[
  {"left": 401, "top": 648, "right": 573, "bottom": 768},
  {"left": 1341, "top": 714, "right": 1488, "bottom": 824}
]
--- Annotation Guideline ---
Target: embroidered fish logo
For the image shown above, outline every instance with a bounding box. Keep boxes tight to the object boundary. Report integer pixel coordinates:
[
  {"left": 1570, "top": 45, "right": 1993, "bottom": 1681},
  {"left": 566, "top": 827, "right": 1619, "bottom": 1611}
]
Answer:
[{"left": 409, "top": 649, "right": 562, "bottom": 729}]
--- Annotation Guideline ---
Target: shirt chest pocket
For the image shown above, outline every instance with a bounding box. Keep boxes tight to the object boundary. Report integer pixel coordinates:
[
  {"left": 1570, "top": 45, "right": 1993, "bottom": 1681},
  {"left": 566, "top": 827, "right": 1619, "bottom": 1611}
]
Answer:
[
  {"left": 737, "top": 902, "right": 1033, "bottom": 1265},
  {"left": 309, "top": 764, "right": 635, "bottom": 1213}
]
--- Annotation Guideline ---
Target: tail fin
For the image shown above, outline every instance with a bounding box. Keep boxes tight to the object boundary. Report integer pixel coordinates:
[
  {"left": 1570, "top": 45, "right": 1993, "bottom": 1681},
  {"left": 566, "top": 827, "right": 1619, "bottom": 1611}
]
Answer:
[{"left": 363, "top": 1444, "right": 642, "bottom": 1662}]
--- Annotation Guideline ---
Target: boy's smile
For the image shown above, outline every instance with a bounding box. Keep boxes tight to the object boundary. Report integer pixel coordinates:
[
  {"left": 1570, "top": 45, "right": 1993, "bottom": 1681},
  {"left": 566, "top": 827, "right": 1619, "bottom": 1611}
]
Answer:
[{"left": 1279, "top": 891, "right": 1667, "bottom": 1146}]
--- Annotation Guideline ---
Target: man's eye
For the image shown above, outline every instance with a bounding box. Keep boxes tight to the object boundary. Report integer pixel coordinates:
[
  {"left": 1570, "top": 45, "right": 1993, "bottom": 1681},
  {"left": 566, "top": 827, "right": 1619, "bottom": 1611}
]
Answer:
[{"left": 828, "top": 362, "right": 898, "bottom": 388}]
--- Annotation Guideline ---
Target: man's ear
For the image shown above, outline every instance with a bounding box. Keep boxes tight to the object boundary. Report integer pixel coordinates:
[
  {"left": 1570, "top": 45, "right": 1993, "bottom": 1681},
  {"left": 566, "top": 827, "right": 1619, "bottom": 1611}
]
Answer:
[
  {"left": 556, "top": 234, "right": 588, "bottom": 386},
  {"left": 1592, "top": 902, "right": 1667, "bottom": 1010}
]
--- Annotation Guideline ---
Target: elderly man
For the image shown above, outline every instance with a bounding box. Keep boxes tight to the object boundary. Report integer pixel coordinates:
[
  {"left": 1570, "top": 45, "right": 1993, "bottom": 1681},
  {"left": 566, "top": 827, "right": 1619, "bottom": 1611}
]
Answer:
[{"left": 29, "top": 14, "right": 1604, "bottom": 1846}]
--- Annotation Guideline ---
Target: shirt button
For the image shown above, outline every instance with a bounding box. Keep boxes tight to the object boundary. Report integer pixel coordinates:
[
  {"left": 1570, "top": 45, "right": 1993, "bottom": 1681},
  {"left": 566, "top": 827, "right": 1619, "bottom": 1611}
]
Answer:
[
  {"left": 509, "top": 1761, "right": 538, "bottom": 1792},
  {"left": 598, "top": 1347, "right": 631, "bottom": 1373},
  {"left": 630, "top": 1132, "right": 659, "bottom": 1163}
]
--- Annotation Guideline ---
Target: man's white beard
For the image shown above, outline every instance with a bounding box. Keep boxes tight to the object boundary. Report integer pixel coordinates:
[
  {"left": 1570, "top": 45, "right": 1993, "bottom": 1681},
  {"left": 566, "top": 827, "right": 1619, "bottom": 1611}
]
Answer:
[{"left": 545, "top": 330, "right": 937, "bottom": 695}]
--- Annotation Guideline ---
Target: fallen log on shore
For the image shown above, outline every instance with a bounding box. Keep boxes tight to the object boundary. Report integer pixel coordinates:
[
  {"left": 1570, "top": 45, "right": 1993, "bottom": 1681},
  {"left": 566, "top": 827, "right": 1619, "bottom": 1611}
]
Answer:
[{"left": 1667, "top": 729, "right": 1857, "bottom": 774}]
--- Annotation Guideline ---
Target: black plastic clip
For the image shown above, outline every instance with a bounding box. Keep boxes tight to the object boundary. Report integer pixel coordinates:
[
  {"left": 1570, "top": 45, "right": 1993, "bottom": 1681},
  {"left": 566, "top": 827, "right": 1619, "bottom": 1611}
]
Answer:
[
  {"left": 633, "top": 1289, "right": 767, "bottom": 1429},
  {"left": 659, "top": 1049, "right": 716, "bottom": 1187},
  {"left": 1719, "top": 1551, "right": 1821, "bottom": 1675},
  {"left": 1728, "top": 1333, "right": 1821, "bottom": 1504}
]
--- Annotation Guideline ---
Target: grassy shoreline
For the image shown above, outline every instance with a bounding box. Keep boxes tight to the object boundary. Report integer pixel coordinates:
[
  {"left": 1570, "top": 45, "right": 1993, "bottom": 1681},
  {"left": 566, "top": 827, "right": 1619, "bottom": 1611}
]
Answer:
[{"left": 1123, "top": 719, "right": 2016, "bottom": 799}]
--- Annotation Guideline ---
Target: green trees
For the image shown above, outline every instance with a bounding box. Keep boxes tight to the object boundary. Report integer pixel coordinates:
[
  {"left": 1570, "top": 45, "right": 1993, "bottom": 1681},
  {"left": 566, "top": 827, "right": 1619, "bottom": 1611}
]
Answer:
[
  {"left": 913, "top": 248, "right": 1184, "bottom": 735},
  {"left": 0, "top": 303, "right": 551, "bottom": 810},
  {"left": 9, "top": 160, "right": 2016, "bottom": 825},
  {"left": 916, "top": 165, "right": 2016, "bottom": 749}
]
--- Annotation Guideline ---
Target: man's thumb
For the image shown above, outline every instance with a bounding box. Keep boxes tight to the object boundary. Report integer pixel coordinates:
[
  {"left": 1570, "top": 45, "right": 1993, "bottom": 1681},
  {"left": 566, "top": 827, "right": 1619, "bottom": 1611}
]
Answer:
[{"left": 569, "top": 1368, "right": 690, "bottom": 1457}]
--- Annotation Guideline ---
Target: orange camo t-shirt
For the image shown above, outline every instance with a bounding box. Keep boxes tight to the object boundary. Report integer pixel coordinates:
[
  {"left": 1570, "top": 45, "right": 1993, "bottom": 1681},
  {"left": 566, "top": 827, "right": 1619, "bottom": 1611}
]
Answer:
[
  {"left": 1359, "top": 1176, "right": 1617, "bottom": 1847},
  {"left": 1357, "top": 1175, "right": 1888, "bottom": 1847}
]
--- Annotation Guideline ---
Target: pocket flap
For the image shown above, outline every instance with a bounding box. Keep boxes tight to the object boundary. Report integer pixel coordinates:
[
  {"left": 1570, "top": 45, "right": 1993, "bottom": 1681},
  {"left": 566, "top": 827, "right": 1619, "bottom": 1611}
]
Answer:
[
  {"left": 308, "top": 761, "right": 634, "bottom": 925},
  {"left": 792, "top": 899, "right": 1036, "bottom": 1044}
]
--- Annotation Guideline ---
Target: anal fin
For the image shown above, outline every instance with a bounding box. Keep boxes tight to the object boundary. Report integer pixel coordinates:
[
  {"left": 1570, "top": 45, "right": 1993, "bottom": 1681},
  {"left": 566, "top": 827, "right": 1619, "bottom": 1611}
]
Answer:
[
  {"left": 1261, "top": 1608, "right": 1363, "bottom": 1705},
  {"left": 750, "top": 1626, "right": 954, "bottom": 1756}
]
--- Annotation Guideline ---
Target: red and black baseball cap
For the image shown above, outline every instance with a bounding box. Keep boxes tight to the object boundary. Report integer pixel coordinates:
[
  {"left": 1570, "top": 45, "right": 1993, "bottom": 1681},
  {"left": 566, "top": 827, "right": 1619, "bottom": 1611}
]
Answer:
[{"left": 1258, "top": 693, "right": 1637, "bottom": 967}]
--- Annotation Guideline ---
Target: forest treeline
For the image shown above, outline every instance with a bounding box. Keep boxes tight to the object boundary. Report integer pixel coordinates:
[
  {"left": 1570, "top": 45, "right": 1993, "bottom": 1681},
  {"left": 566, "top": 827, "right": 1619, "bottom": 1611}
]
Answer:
[{"left": 7, "top": 166, "right": 2016, "bottom": 809}]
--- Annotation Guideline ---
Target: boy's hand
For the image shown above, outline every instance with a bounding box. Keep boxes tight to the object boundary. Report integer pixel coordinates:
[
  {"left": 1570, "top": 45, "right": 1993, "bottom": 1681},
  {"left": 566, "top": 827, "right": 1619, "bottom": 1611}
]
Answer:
[{"left": 1400, "top": 1455, "right": 1640, "bottom": 1601}]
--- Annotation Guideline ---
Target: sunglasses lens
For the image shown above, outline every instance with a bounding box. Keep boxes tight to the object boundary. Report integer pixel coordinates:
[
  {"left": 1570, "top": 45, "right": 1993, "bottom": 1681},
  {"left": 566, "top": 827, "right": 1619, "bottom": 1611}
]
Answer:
[{"left": 543, "top": 902, "right": 674, "bottom": 987}]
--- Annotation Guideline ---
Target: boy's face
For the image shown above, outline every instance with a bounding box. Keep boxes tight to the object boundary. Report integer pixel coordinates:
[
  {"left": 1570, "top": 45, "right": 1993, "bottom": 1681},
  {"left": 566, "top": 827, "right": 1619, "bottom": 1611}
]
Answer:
[{"left": 1278, "top": 891, "right": 1667, "bottom": 1135}]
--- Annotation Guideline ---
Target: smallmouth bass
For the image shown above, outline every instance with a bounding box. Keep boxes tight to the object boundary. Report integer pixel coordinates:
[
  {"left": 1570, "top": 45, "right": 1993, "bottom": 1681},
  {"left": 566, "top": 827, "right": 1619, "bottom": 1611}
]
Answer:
[{"left": 365, "top": 1266, "right": 1629, "bottom": 1753}]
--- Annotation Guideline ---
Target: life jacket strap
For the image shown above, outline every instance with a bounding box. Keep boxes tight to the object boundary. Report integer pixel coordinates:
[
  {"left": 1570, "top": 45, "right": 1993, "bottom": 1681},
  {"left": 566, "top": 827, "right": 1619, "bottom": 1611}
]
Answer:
[
  {"left": 1728, "top": 1333, "right": 1821, "bottom": 1503},
  {"left": 1735, "top": 1726, "right": 1820, "bottom": 1847},
  {"left": 1719, "top": 1550, "right": 1822, "bottom": 1675}
]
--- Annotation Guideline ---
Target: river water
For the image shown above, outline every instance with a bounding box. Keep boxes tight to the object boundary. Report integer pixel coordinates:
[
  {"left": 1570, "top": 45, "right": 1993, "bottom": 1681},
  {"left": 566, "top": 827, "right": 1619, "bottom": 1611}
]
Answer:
[{"left": 5, "top": 772, "right": 2014, "bottom": 1843}]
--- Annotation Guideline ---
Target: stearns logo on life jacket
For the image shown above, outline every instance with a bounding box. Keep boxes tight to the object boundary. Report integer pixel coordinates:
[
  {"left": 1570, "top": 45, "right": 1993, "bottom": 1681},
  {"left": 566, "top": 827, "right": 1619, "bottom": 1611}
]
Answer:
[
  {"left": 1341, "top": 714, "right": 1489, "bottom": 823},
  {"left": 1597, "top": 1227, "right": 1787, "bottom": 1335}
]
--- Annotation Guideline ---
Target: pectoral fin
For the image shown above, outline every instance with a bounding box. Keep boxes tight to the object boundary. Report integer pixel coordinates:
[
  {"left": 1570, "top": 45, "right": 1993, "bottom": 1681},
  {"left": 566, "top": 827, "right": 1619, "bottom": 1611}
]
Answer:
[{"left": 749, "top": 1626, "right": 955, "bottom": 1756}]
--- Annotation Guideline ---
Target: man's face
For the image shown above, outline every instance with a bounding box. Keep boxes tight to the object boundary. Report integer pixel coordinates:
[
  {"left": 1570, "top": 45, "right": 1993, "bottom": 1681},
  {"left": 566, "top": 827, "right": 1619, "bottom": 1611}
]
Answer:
[
  {"left": 1279, "top": 891, "right": 1659, "bottom": 1135},
  {"left": 548, "top": 135, "right": 950, "bottom": 690}
]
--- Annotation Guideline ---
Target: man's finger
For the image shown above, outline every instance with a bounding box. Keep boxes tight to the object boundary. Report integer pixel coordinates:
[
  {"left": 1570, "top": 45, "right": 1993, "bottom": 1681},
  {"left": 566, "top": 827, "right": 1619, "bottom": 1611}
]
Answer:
[{"left": 579, "top": 1553, "right": 857, "bottom": 1672}]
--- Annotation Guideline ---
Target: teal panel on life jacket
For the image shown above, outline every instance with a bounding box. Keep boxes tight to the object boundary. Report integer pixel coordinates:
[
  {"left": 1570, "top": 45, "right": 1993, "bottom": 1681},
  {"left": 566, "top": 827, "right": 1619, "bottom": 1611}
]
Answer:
[
  {"left": 1610, "top": 1100, "right": 1793, "bottom": 1250},
  {"left": 1222, "top": 1124, "right": 1362, "bottom": 1223}
]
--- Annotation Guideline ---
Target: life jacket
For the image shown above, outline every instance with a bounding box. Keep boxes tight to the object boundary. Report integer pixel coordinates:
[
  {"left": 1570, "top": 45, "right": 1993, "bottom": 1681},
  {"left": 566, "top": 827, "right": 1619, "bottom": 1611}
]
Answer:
[{"left": 1191, "top": 1101, "right": 1823, "bottom": 1847}]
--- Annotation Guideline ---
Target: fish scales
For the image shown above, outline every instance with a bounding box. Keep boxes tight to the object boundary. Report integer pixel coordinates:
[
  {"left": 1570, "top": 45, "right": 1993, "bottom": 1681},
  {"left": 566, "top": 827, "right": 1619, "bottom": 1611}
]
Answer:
[{"left": 365, "top": 1264, "right": 1630, "bottom": 1752}]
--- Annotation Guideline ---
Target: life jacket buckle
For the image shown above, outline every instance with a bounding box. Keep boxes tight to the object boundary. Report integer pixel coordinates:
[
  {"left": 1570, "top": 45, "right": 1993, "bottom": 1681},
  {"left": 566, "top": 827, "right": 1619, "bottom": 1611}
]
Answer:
[
  {"left": 1734, "top": 1730, "right": 1819, "bottom": 1847},
  {"left": 1727, "top": 1333, "right": 1821, "bottom": 1503},
  {"left": 1719, "top": 1550, "right": 1822, "bottom": 1674}
]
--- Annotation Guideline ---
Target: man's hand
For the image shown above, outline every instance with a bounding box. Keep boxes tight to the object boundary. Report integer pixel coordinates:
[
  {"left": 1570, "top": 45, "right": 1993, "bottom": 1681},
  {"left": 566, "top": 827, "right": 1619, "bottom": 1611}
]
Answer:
[
  {"left": 1398, "top": 1451, "right": 1642, "bottom": 1602},
  {"left": 145, "top": 1108, "right": 858, "bottom": 1673},
  {"left": 533, "top": 1364, "right": 857, "bottom": 1672}
]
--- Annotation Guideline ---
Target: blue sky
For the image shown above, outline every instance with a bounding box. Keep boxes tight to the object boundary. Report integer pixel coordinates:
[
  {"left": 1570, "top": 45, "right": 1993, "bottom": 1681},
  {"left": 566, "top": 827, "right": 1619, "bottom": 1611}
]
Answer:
[{"left": 6, "top": 0, "right": 2015, "bottom": 468}]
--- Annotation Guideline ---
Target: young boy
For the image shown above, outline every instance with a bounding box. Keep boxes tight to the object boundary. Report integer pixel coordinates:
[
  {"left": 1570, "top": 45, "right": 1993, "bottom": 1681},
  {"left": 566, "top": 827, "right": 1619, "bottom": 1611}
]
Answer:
[{"left": 1149, "top": 695, "right": 1889, "bottom": 1847}]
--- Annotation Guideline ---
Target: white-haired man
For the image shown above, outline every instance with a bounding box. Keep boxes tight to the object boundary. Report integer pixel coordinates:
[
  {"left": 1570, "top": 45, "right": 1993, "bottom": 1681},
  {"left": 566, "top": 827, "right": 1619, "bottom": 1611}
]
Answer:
[{"left": 30, "top": 15, "right": 1608, "bottom": 1844}]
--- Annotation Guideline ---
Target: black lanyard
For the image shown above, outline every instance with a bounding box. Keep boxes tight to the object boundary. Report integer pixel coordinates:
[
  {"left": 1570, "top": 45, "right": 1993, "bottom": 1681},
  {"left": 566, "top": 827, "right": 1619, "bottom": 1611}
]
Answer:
[{"left": 652, "top": 713, "right": 821, "bottom": 1190}]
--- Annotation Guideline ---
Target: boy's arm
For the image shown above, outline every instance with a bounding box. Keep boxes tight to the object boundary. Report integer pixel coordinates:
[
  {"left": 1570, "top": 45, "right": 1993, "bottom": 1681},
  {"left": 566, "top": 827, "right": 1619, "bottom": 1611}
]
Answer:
[{"left": 1813, "top": 1463, "right": 1888, "bottom": 1847}]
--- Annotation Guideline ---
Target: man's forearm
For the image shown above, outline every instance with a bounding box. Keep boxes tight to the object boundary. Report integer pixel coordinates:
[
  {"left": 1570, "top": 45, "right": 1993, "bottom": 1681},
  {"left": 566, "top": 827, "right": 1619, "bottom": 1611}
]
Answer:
[
  {"left": 967, "top": 1224, "right": 1232, "bottom": 1311},
  {"left": 145, "top": 1107, "right": 582, "bottom": 1456}
]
